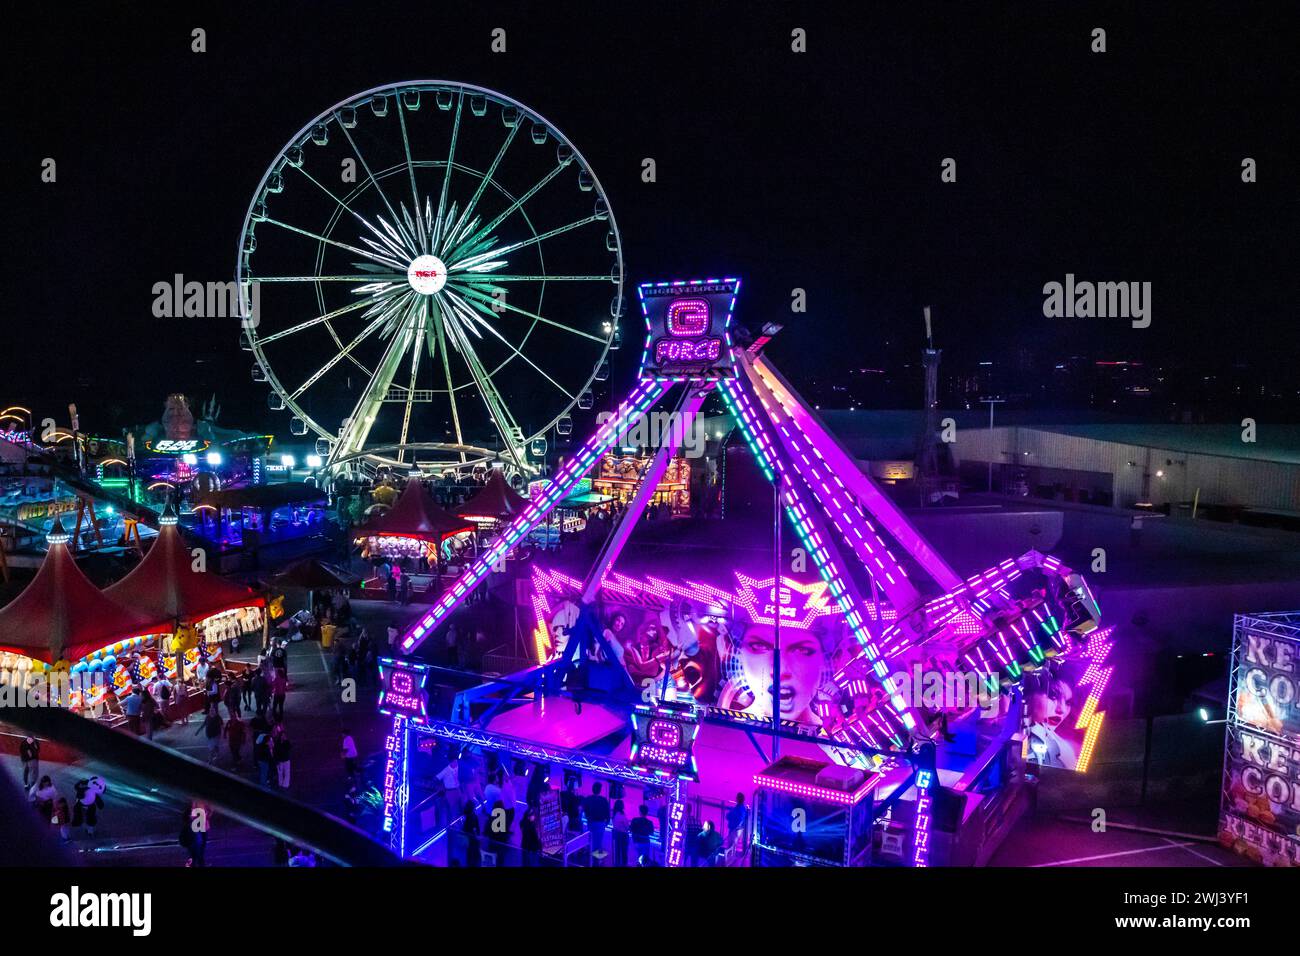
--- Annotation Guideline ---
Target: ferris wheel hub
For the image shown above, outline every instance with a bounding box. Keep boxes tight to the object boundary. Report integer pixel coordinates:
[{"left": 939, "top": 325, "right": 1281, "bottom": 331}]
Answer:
[{"left": 406, "top": 254, "right": 448, "bottom": 295}]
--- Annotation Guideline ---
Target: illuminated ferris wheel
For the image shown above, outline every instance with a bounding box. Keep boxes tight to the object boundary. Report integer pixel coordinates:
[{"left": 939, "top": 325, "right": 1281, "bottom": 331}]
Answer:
[{"left": 237, "top": 81, "right": 624, "bottom": 476}]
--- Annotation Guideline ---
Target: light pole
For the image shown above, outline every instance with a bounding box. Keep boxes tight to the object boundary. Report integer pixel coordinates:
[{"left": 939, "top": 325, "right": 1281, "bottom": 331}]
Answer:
[{"left": 980, "top": 397, "right": 1006, "bottom": 493}]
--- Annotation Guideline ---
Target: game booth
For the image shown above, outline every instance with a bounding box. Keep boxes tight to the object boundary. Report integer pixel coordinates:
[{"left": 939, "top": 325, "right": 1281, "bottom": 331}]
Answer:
[
  {"left": 377, "top": 278, "right": 1116, "bottom": 866},
  {"left": 354, "top": 478, "right": 476, "bottom": 596},
  {"left": 0, "top": 509, "right": 265, "bottom": 721}
]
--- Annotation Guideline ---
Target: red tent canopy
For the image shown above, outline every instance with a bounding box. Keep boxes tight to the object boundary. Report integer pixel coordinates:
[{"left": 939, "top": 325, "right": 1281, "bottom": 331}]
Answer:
[
  {"left": 355, "top": 479, "right": 474, "bottom": 541},
  {"left": 454, "top": 469, "right": 529, "bottom": 521},
  {"left": 0, "top": 520, "right": 170, "bottom": 664},
  {"left": 103, "top": 512, "right": 265, "bottom": 623}
]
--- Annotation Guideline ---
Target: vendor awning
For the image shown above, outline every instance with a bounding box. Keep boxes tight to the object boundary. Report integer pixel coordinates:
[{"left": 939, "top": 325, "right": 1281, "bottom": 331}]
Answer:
[
  {"left": 453, "top": 469, "right": 529, "bottom": 521},
  {"left": 0, "top": 519, "right": 170, "bottom": 664},
  {"left": 355, "top": 479, "right": 474, "bottom": 542},
  {"left": 104, "top": 506, "right": 265, "bottom": 622}
]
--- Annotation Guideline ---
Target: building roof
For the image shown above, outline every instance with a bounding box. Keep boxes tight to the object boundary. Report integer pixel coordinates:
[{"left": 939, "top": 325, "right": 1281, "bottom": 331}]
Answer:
[
  {"left": 1012, "top": 423, "right": 1300, "bottom": 465},
  {"left": 103, "top": 510, "right": 265, "bottom": 622},
  {"left": 354, "top": 479, "right": 474, "bottom": 541},
  {"left": 0, "top": 520, "right": 171, "bottom": 663}
]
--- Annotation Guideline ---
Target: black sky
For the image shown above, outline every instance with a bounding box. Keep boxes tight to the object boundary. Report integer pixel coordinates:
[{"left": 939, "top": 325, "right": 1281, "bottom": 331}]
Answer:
[{"left": 7, "top": 1, "right": 1297, "bottom": 436}]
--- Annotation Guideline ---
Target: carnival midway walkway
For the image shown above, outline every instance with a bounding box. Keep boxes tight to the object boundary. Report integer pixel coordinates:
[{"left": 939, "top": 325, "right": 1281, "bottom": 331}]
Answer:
[{"left": 0, "top": 602, "right": 426, "bottom": 866}]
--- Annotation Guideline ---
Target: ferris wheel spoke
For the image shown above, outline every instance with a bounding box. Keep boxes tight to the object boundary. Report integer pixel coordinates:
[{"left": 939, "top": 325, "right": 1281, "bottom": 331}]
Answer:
[
  {"left": 458, "top": 274, "right": 609, "bottom": 282},
  {"left": 448, "top": 163, "right": 568, "bottom": 258},
  {"left": 430, "top": 93, "right": 463, "bottom": 253},
  {"left": 441, "top": 288, "right": 576, "bottom": 401},
  {"left": 443, "top": 314, "right": 525, "bottom": 471},
  {"left": 255, "top": 296, "right": 380, "bottom": 346},
  {"left": 291, "top": 165, "right": 413, "bottom": 260},
  {"left": 254, "top": 274, "right": 407, "bottom": 283},
  {"left": 261, "top": 217, "right": 408, "bottom": 270},
  {"left": 451, "top": 214, "right": 601, "bottom": 272},
  {"left": 396, "top": 98, "right": 428, "bottom": 253},
  {"left": 431, "top": 302, "right": 467, "bottom": 462},
  {"left": 335, "top": 117, "right": 420, "bottom": 252},
  {"left": 397, "top": 299, "right": 427, "bottom": 462},
  {"left": 448, "top": 120, "right": 519, "bottom": 248},
  {"left": 448, "top": 282, "right": 606, "bottom": 343},
  {"left": 288, "top": 308, "right": 394, "bottom": 401}
]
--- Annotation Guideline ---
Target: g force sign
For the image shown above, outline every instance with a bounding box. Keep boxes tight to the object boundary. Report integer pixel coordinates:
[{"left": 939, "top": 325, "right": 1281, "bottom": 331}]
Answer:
[{"left": 638, "top": 277, "right": 740, "bottom": 381}]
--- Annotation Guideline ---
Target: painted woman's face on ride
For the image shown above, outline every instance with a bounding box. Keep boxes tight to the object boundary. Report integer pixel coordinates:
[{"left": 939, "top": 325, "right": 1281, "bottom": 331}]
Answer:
[
  {"left": 738, "top": 624, "right": 824, "bottom": 723},
  {"left": 1028, "top": 678, "right": 1073, "bottom": 729}
]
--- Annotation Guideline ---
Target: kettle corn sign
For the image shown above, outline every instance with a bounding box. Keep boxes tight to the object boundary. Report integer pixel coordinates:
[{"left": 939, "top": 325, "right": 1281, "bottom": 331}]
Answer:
[{"left": 1218, "top": 615, "right": 1300, "bottom": 867}]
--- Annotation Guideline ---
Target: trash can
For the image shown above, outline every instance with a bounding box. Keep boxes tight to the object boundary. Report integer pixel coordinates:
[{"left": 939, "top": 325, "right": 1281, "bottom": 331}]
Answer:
[{"left": 320, "top": 623, "right": 336, "bottom": 649}]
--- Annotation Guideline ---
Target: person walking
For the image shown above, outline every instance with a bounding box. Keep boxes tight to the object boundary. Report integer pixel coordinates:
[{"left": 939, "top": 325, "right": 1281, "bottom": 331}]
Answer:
[
  {"left": 561, "top": 778, "right": 582, "bottom": 834},
  {"left": 611, "top": 799, "right": 630, "bottom": 867},
  {"left": 252, "top": 668, "right": 270, "bottom": 720},
  {"left": 253, "top": 727, "right": 274, "bottom": 787},
  {"left": 122, "top": 687, "right": 144, "bottom": 735},
  {"left": 520, "top": 807, "right": 542, "bottom": 866},
  {"left": 19, "top": 736, "right": 39, "bottom": 789},
  {"left": 224, "top": 679, "right": 243, "bottom": 720},
  {"left": 270, "top": 668, "right": 288, "bottom": 722},
  {"left": 273, "top": 728, "right": 292, "bottom": 789},
  {"left": 139, "top": 687, "right": 157, "bottom": 740},
  {"left": 224, "top": 715, "right": 247, "bottom": 768},
  {"left": 630, "top": 804, "right": 656, "bottom": 861},
  {"left": 198, "top": 709, "right": 223, "bottom": 763},
  {"left": 28, "top": 775, "right": 58, "bottom": 821},
  {"left": 341, "top": 731, "right": 358, "bottom": 781},
  {"left": 241, "top": 670, "right": 255, "bottom": 711},
  {"left": 583, "top": 781, "right": 611, "bottom": 865},
  {"left": 52, "top": 795, "right": 72, "bottom": 843},
  {"left": 725, "top": 792, "right": 750, "bottom": 851},
  {"left": 72, "top": 777, "right": 106, "bottom": 838}
]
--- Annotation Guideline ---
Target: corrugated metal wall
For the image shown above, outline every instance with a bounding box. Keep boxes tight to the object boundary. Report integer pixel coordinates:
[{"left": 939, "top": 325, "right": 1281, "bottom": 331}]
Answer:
[{"left": 952, "top": 426, "right": 1300, "bottom": 511}]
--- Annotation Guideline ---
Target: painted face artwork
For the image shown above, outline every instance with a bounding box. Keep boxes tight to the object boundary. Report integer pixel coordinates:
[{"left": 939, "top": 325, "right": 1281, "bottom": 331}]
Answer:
[
  {"left": 732, "top": 624, "right": 827, "bottom": 724},
  {"left": 1027, "top": 678, "right": 1073, "bottom": 729}
]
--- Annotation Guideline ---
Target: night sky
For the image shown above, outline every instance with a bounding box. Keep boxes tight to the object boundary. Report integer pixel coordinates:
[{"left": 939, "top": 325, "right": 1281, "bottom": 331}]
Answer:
[{"left": 8, "top": 2, "right": 1296, "bottom": 438}]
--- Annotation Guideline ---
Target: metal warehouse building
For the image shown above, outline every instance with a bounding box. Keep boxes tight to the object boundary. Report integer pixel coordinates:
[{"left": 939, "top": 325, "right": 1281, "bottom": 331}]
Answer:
[{"left": 951, "top": 423, "right": 1300, "bottom": 513}]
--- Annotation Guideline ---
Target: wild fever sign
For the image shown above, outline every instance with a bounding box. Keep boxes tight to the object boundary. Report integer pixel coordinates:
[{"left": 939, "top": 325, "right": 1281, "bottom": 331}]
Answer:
[{"left": 1218, "top": 615, "right": 1300, "bottom": 867}]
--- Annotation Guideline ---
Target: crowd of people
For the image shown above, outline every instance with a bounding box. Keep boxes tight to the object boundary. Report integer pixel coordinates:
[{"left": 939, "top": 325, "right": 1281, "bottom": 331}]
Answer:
[{"left": 434, "top": 744, "right": 750, "bottom": 867}]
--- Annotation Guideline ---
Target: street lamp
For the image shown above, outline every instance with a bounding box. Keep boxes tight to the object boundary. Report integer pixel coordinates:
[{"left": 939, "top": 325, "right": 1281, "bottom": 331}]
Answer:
[{"left": 980, "top": 397, "right": 1006, "bottom": 493}]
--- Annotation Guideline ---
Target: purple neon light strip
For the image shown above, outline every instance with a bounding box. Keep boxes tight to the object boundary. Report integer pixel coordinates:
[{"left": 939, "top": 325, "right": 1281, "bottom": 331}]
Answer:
[
  {"left": 400, "top": 378, "right": 669, "bottom": 652},
  {"left": 721, "top": 377, "right": 919, "bottom": 743}
]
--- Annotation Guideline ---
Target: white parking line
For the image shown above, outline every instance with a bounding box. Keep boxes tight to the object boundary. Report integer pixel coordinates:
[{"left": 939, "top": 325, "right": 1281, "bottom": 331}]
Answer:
[
  {"left": 1033, "top": 840, "right": 1201, "bottom": 867},
  {"left": 1166, "top": 837, "right": 1224, "bottom": 866}
]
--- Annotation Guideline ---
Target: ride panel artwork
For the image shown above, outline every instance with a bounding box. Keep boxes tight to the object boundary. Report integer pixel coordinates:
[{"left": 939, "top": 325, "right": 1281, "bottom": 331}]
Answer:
[{"left": 533, "top": 566, "right": 865, "bottom": 732}]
